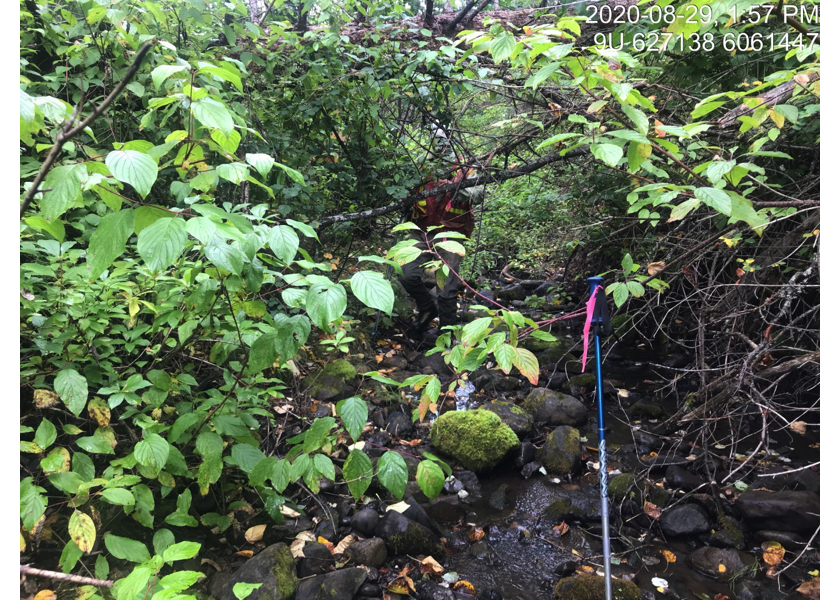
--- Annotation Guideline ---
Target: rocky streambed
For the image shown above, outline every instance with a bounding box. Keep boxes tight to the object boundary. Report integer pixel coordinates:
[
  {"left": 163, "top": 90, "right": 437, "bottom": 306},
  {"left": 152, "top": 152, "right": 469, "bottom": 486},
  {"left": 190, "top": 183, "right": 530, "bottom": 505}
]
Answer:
[{"left": 205, "top": 326, "right": 820, "bottom": 600}]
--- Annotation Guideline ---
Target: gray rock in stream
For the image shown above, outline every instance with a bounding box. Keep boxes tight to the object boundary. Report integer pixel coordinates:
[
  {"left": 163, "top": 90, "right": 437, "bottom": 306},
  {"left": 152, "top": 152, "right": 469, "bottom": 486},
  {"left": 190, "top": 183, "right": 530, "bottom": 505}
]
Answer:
[
  {"left": 734, "top": 490, "right": 820, "bottom": 534},
  {"left": 542, "top": 489, "right": 606, "bottom": 522},
  {"left": 660, "top": 504, "right": 711, "bottom": 536},
  {"left": 488, "top": 484, "right": 508, "bottom": 511},
  {"left": 665, "top": 465, "right": 705, "bottom": 492},
  {"left": 687, "top": 547, "right": 757, "bottom": 580},
  {"left": 538, "top": 426, "right": 582, "bottom": 475},
  {"left": 343, "top": 537, "right": 387, "bottom": 567},
  {"left": 480, "top": 401, "right": 533, "bottom": 438},
  {"left": 375, "top": 510, "right": 440, "bottom": 556},
  {"left": 523, "top": 388, "right": 587, "bottom": 426},
  {"left": 215, "top": 543, "right": 298, "bottom": 600},
  {"left": 295, "top": 567, "right": 366, "bottom": 600},
  {"left": 416, "top": 579, "right": 456, "bottom": 600}
]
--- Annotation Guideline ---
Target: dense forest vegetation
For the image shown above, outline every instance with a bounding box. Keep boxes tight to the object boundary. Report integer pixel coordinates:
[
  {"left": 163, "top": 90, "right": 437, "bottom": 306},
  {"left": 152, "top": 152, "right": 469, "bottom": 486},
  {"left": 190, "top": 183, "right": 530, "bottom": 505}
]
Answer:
[{"left": 20, "top": 0, "right": 819, "bottom": 599}]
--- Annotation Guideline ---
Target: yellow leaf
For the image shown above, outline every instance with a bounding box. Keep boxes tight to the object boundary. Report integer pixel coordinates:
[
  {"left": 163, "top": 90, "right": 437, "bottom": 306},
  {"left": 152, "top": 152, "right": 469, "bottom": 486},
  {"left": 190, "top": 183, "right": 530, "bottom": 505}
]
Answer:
[
  {"left": 420, "top": 556, "right": 444, "bottom": 576},
  {"left": 660, "top": 549, "right": 676, "bottom": 563},
  {"left": 768, "top": 109, "right": 785, "bottom": 128},
  {"left": 718, "top": 563, "right": 726, "bottom": 573},
  {"left": 453, "top": 581, "right": 476, "bottom": 595},
  {"left": 34, "top": 390, "right": 60, "bottom": 409},
  {"left": 20, "top": 532, "right": 26, "bottom": 553},
  {"left": 244, "top": 524, "right": 266, "bottom": 543},
  {"left": 34, "top": 591, "right": 56, "bottom": 600},
  {"left": 236, "top": 550, "right": 254, "bottom": 557},
  {"left": 761, "top": 541, "right": 785, "bottom": 566},
  {"left": 87, "top": 397, "right": 111, "bottom": 427},
  {"left": 68, "top": 511, "right": 96, "bottom": 554},
  {"left": 317, "top": 536, "right": 335, "bottom": 554}
]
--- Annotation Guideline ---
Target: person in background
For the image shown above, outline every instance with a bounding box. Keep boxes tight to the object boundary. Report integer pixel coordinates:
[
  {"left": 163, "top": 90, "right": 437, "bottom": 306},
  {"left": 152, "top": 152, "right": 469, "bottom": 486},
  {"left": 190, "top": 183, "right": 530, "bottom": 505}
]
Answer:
[{"left": 398, "top": 125, "right": 485, "bottom": 336}]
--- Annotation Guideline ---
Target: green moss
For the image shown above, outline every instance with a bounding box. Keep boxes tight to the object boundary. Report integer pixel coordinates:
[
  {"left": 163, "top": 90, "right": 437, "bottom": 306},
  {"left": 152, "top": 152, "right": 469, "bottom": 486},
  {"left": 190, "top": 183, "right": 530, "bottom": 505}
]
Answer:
[
  {"left": 554, "top": 575, "right": 641, "bottom": 600},
  {"left": 541, "top": 426, "right": 581, "bottom": 474},
  {"left": 390, "top": 522, "right": 439, "bottom": 555},
  {"left": 268, "top": 544, "right": 298, "bottom": 600},
  {"left": 611, "top": 314, "right": 634, "bottom": 338},
  {"left": 570, "top": 373, "right": 596, "bottom": 388},
  {"left": 711, "top": 514, "right": 745, "bottom": 550},
  {"left": 647, "top": 484, "right": 670, "bottom": 508},
  {"left": 321, "top": 358, "right": 357, "bottom": 381},
  {"left": 522, "top": 336, "right": 568, "bottom": 353},
  {"left": 627, "top": 401, "right": 663, "bottom": 419},
  {"left": 544, "top": 499, "right": 573, "bottom": 522},
  {"left": 608, "top": 473, "right": 640, "bottom": 501},
  {"left": 431, "top": 409, "right": 519, "bottom": 472}
]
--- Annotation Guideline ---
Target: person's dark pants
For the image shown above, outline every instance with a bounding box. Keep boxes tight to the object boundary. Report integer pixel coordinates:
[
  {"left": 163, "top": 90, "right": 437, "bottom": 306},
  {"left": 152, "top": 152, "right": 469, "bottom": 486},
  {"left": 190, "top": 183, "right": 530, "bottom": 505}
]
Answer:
[{"left": 397, "top": 231, "right": 465, "bottom": 327}]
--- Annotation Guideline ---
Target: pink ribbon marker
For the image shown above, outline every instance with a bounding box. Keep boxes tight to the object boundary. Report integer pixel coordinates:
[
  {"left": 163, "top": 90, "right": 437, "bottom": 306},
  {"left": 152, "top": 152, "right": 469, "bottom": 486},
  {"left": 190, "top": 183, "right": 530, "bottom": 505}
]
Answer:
[{"left": 581, "top": 285, "right": 602, "bottom": 372}]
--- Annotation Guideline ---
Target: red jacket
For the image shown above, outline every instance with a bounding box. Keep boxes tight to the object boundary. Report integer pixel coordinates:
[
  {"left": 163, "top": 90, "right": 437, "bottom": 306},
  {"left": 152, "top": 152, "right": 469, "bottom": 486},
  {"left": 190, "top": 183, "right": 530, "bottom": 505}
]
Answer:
[{"left": 411, "top": 167, "right": 477, "bottom": 237}]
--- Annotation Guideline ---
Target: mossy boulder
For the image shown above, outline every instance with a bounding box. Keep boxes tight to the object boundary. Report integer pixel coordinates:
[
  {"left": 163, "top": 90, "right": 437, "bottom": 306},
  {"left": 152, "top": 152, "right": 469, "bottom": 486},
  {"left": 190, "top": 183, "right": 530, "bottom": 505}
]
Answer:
[
  {"left": 303, "top": 359, "right": 358, "bottom": 401},
  {"left": 375, "top": 510, "right": 441, "bottom": 556},
  {"left": 554, "top": 575, "right": 641, "bottom": 600},
  {"left": 217, "top": 543, "right": 298, "bottom": 600},
  {"left": 567, "top": 373, "right": 597, "bottom": 396},
  {"left": 543, "top": 490, "right": 606, "bottom": 523},
  {"left": 523, "top": 388, "right": 587, "bottom": 426},
  {"left": 710, "top": 514, "right": 746, "bottom": 550},
  {"left": 607, "top": 473, "right": 670, "bottom": 508},
  {"left": 479, "top": 400, "right": 533, "bottom": 438},
  {"left": 430, "top": 409, "right": 519, "bottom": 472},
  {"left": 610, "top": 314, "right": 636, "bottom": 341},
  {"left": 627, "top": 401, "right": 663, "bottom": 419},
  {"left": 538, "top": 426, "right": 582, "bottom": 475}
]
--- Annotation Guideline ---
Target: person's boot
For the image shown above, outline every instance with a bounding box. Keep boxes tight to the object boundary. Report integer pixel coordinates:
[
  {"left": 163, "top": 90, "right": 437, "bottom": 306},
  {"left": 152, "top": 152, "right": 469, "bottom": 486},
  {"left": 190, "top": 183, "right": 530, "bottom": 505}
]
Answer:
[{"left": 410, "top": 304, "right": 438, "bottom": 336}]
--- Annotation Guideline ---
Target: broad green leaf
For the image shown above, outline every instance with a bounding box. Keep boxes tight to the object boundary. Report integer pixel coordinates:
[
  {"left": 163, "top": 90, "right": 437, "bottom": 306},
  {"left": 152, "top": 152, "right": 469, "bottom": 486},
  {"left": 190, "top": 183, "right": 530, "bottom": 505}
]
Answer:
[
  {"left": 114, "top": 566, "right": 153, "bottom": 600},
  {"left": 306, "top": 282, "right": 347, "bottom": 330},
  {"left": 627, "top": 141, "right": 652, "bottom": 172},
  {"left": 162, "top": 541, "right": 201, "bottom": 562},
  {"left": 217, "top": 162, "right": 250, "bottom": 184},
  {"left": 376, "top": 451, "right": 407, "bottom": 499},
  {"left": 21, "top": 478, "right": 48, "bottom": 531},
  {"left": 87, "top": 209, "right": 135, "bottom": 279},
  {"left": 461, "top": 317, "right": 492, "bottom": 347},
  {"left": 695, "top": 187, "right": 731, "bottom": 216},
  {"left": 313, "top": 453, "right": 335, "bottom": 480},
  {"left": 267, "top": 225, "right": 299, "bottom": 265},
  {"left": 621, "top": 104, "right": 649, "bottom": 135},
  {"left": 186, "top": 216, "right": 218, "bottom": 244},
  {"left": 134, "top": 205, "right": 172, "bottom": 234},
  {"left": 621, "top": 253, "right": 633, "bottom": 275},
  {"left": 706, "top": 160, "right": 736, "bottom": 184},
  {"left": 134, "top": 433, "right": 170, "bottom": 473},
  {"left": 137, "top": 216, "right": 188, "bottom": 271},
  {"left": 607, "top": 282, "right": 629, "bottom": 308},
  {"left": 34, "top": 418, "right": 57, "bottom": 450},
  {"left": 270, "top": 459, "right": 291, "bottom": 493},
  {"left": 105, "top": 150, "right": 158, "bottom": 198},
  {"left": 512, "top": 347, "right": 539, "bottom": 385},
  {"left": 591, "top": 143, "right": 623, "bottom": 167},
  {"left": 286, "top": 218, "right": 319, "bottom": 241},
  {"left": 435, "top": 240, "right": 466, "bottom": 256},
  {"left": 55, "top": 369, "right": 88, "bottom": 416},
  {"left": 151, "top": 65, "right": 187, "bottom": 90},
  {"left": 41, "top": 164, "right": 85, "bottom": 220},
  {"left": 60, "top": 539, "right": 83, "bottom": 574},
  {"left": 196, "top": 431, "right": 223, "bottom": 458},
  {"left": 343, "top": 449, "right": 373, "bottom": 501},
  {"left": 160, "top": 570, "right": 205, "bottom": 593},
  {"left": 627, "top": 281, "right": 645, "bottom": 297},
  {"left": 231, "top": 444, "right": 266, "bottom": 474},
  {"left": 490, "top": 33, "right": 516, "bottom": 62},
  {"left": 245, "top": 153, "right": 274, "bottom": 178},
  {"left": 20, "top": 88, "right": 35, "bottom": 122},
  {"left": 104, "top": 534, "right": 150, "bottom": 563},
  {"left": 153, "top": 529, "right": 176, "bottom": 557},
  {"left": 233, "top": 583, "right": 263, "bottom": 600},
  {"left": 276, "top": 162, "right": 305, "bottom": 184},
  {"left": 416, "top": 460, "right": 445, "bottom": 499},
  {"left": 338, "top": 396, "right": 367, "bottom": 442},
  {"left": 101, "top": 488, "right": 136, "bottom": 507},
  {"left": 197, "top": 65, "right": 243, "bottom": 91},
  {"left": 691, "top": 100, "right": 727, "bottom": 119},
  {"left": 248, "top": 332, "right": 278, "bottom": 374},
  {"left": 728, "top": 192, "right": 769, "bottom": 231},
  {"left": 198, "top": 456, "right": 222, "bottom": 495},
  {"left": 192, "top": 98, "right": 234, "bottom": 135},
  {"left": 204, "top": 239, "right": 245, "bottom": 275},
  {"left": 668, "top": 198, "right": 700, "bottom": 221},
  {"left": 275, "top": 314, "right": 311, "bottom": 361},
  {"left": 211, "top": 128, "right": 241, "bottom": 153},
  {"left": 350, "top": 271, "right": 394, "bottom": 314},
  {"left": 494, "top": 343, "right": 515, "bottom": 374},
  {"left": 530, "top": 61, "right": 560, "bottom": 88},
  {"left": 25, "top": 216, "right": 65, "bottom": 242}
]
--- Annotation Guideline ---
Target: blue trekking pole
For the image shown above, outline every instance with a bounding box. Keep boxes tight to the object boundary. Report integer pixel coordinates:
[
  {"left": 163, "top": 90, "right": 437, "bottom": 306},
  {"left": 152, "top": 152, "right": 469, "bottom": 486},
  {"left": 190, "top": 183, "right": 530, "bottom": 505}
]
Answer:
[{"left": 585, "top": 276, "right": 613, "bottom": 598}]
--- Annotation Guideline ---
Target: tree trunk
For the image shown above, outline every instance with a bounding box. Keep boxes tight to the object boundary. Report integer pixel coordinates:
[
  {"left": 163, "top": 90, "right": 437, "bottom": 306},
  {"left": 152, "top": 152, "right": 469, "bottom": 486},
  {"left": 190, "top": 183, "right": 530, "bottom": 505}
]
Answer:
[{"left": 248, "top": 0, "right": 267, "bottom": 24}]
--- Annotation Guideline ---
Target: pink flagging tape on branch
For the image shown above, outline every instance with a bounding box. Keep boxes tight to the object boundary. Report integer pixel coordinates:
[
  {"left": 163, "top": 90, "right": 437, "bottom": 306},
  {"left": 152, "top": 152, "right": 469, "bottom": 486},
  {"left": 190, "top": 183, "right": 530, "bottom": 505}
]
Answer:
[{"left": 581, "top": 285, "right": 602, "bottom": 373}]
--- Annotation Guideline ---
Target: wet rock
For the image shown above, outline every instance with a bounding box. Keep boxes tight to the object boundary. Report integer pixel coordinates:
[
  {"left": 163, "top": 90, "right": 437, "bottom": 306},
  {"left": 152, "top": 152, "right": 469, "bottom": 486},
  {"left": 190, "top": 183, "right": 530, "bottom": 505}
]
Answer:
[
  {"left": 545, "top": 373, "right": 567, "bottom": 390},
  {"left": 498, "top": 283, "right": 526, "bottom": 303},
  {"left": 477, "top": 590, "right": 503, "bottom": 600},
  {"left": 425, "top": 495, "right": 466, "bottom": 522},
  {"left": 523, "top": 388, "right": 587, "bottom": 426},
  {"left": 480, "top": 400, "right": 533, "bottom": 438},
  {"left": 734, "top": 580, "right": 764, "bottom": 600},
  {"left": 430, "top": 409, "right": 519, "bottom": 472},
  {"left": 273, "top": 515, "right": 314, "bottom": 542},
  {"left": 416, "top": 579, "right": 456, "bottom": 600},
  {"left": 553, "top": 555, "right": 578, "bottom": 578},
  {"left": 350, "top": 508, "right": 380, "bottom": 537},
  {"left": 403, "top": 497, "right": 443, "bottom": 535},
  {"left": 344, "top": 537, "right": 387, "bottom": 567},
  {"left": 665, "top": 465, "right": 705, "bottom": 492},
  {"left": 607, "top": 473, "right": 670, "bottom": 507},
  {"left": 660, "top": 505, "right": 711, "bottom": 536},
  {"left": 521, "top": 462, "right": 542, "bottom": 479},
  {"left": 216, "top": 543, "right": 298, "bottom": 600},
  {"left": 381, "top": 355, "right": 409, "bottom": 370},
  {"left": 297, "top": 541, "right": 334, "bottom": 577},
  {"left": 357, "top": 582, "right": 382, "bottom": 597},
  {"left": 388, "top": 370, "right": 421, "bottom": 383},
  {"left": 755, "top": 468, "right": 820, "bottom": 493},
  {"left": 375, "top": 510, "right": 440, "bottom": 556},
  {"left": 296, "top": 567, "right": 366, "bottom": 600},
  {"left": 686, "top": 547, "right": 757, "bottom": 579},
  {"left": 538, "top": 426, "right": 582, "bottom": 475},
  {"left": 543, "top": 489, "right": 605, "bottom": 522},
  {"left": 627, "top": 401, "right": 663, "bottom": 419},
  {"left": 755, "top": 530, "right": 807, "bottom": 547},
  {"left": 454, "top": 470, "right": 482, "bottom": 497},
  {"left": 710, "top": 514, "right": 746, "bottom": 549},
  {"left": 413, "top": 353, "right": 449, "bottom": 376},
  {"left": 515, "top": 440, "right": 537, "bottom": 467},
  {"left": 494, "top": 375, "right": 523, "bottom": 391},
  {"left": 488, "top": 484, "right": 508, "bottom": 511},
  {"left": 734, "top": 490, "right": 820, "bottom": 534},
  {"left": 567, "top": 373, "right": 597, "bottom": 396},
  {"left": 367, "top": 430, "right": 391, "bottom": 450},
  {"left": 304, "top": 359, "right": 358, "bottom": 402},
  {"left": 470, "top": 540, "right": 492, "bottom": 560},
  {"left": 554, "top": 575, "right": 641, "bottom": 600},
  {"left": 443, "top": 477, "right": 464, "bottom": 494},
  {"left": 385, "top": 411, "right": 413, "bottom": 438}
]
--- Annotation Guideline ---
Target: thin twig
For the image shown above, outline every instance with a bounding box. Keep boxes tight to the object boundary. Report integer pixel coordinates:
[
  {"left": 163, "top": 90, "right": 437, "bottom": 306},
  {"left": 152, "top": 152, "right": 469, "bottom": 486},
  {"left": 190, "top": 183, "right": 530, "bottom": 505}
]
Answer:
[{"left": 21, "top": 565, "right": 114, "bottom": 588}]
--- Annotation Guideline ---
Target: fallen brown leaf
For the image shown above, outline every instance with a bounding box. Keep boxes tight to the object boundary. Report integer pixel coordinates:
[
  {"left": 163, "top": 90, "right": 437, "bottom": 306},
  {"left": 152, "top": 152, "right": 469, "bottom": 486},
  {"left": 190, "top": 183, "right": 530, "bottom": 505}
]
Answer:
[
  {"left": 420, "top": 555, "right": 444, "bottom": 576},
  {"left": 244, "top": 524, "right": 266, "bottom": 543},
  {"left": 790, "top": 421, "right": 807, "bottom": 435},
  {"left": 797, "top": 578, "right": 819, "bottom": 600}
]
